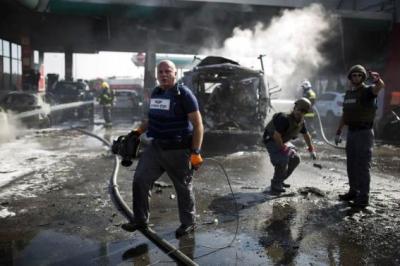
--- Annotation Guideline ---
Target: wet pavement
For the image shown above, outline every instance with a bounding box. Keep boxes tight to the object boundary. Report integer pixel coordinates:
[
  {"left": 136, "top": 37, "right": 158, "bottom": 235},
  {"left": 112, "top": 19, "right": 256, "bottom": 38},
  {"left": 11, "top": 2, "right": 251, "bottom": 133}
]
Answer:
[{"left": 1, "top": 116, "right": 400, "bottom": 265}]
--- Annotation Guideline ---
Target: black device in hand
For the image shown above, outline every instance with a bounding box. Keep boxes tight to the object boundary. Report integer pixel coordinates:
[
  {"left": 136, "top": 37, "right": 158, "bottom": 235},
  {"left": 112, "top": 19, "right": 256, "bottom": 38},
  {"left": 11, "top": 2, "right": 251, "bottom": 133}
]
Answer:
[{"left": 111, "top": 131, "right": 141, "bottom": 167}]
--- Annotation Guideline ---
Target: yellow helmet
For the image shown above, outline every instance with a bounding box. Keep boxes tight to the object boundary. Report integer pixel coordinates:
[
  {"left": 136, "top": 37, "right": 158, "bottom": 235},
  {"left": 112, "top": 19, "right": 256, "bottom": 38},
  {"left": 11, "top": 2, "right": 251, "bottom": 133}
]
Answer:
[{"left": 101, "top": 81, "right": 110, "bottom": 89}]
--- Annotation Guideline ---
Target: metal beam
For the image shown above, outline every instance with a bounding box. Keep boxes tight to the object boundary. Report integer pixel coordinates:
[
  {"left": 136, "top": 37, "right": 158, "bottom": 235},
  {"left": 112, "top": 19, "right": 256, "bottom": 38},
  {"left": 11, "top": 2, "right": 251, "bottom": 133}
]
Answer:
[{"left": 336, "top": 9, "right": 393, "bottom": 20}]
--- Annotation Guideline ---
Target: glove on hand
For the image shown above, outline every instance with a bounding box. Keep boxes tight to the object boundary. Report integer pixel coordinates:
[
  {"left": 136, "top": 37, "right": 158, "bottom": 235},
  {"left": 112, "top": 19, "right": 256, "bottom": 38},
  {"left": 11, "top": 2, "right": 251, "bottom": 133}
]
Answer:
[
  {"left": 280, "top": 145, "right": 295, "bottom": 157},
  {"left": 190, "top": 154, "right": 203, "bottom": 170},
  {"left": 308, "top": 147, "right": 317, "bottom": 160},
  {"left": 369, "top": 71, "right": 381, "bottom": 84},
  {"left": 128, "top": 128, "right": 142, "bottom": 138},
  {"left": 334, "top": 129, "right": 342, "bottom": 146}
]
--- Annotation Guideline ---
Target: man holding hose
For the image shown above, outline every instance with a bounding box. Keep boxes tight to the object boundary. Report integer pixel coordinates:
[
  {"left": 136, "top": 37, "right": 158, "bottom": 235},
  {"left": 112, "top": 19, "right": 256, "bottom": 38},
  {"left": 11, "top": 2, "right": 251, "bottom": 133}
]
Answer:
[{"left": 121, "top": 60, "right": 204, "bottom": 238}]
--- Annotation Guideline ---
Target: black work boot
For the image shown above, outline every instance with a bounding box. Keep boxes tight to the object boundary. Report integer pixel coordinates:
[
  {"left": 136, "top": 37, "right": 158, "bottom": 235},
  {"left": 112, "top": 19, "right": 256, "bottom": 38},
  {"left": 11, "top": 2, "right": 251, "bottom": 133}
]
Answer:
[
  {"left": 270, "top": 186, "right": 286, "bottom": 194},
  {"left": 175, "top": 224, "right": 196, "bottom": 238},
  {"left": 282, "top": 183, "right": 291, "bottom": 188},
  {"left": 350, "top": 196, "right": 369, "bottom": 208},
  {"left": 338, "top": 191, "right": 357, "bottom": 201},
  {"left": 121, "top": 221, "right": 148, "bottom": 232}
]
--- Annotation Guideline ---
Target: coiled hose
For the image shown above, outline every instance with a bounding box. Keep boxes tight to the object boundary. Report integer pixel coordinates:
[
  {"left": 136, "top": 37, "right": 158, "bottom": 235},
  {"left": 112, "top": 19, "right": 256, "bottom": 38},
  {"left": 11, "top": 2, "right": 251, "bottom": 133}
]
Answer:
[
  {"left": 74, "top": 128, "right": 198, "bottom": 266},
  {"left": 74, "top": 128, "right": 240, "bottom": 265}
]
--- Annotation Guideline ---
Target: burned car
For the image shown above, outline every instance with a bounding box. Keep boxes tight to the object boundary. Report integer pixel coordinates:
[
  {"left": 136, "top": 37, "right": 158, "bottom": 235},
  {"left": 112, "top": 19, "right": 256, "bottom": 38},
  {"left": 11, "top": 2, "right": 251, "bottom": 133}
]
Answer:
[
  {"left": 376, "top": 106, "right": 400, "bottom": 143},
  {"left": 0, "top": 91, "right": 51, "bottom": 128},
  {"left": 181, "top": 56, "right": 269, "bottom": 133}
]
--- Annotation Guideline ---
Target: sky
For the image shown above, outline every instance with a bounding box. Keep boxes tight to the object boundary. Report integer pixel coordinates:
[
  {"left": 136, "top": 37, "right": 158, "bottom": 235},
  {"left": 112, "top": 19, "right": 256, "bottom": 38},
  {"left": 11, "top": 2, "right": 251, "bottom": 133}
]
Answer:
[{"left": 44, "top": 52, "right": 144, "bottom": 80}]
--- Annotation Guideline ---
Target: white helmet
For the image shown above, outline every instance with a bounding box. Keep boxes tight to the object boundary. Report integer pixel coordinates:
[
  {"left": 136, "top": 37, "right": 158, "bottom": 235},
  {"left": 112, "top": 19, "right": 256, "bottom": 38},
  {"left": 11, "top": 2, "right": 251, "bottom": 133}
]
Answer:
[{"left": 301, "top": 80, "right": 312, "bottom": 90}]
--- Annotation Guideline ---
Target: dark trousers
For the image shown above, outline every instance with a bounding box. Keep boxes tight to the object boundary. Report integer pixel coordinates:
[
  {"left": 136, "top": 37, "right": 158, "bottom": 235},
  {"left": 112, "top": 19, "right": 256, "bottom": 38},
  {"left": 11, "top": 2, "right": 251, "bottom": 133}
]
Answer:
[
  {"left": 345, "top": 129, "right": 374, "bottom": 199},
  {"left": 265, "top": 141, "right": 300, "bottom": 189},
  {"left": 132, "top": 142, "right": 195, "bottom": 226}
]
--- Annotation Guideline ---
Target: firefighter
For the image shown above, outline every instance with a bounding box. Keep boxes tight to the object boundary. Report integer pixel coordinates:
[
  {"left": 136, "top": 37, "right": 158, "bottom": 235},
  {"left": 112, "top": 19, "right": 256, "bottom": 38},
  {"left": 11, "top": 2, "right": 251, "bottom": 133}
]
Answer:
[
  {"left": 335, "top": 65, "right": 384, "bottom": 208},
  {"left": 301, "top": 80, "right": 317, "bottom": 136},
  {"left": 98, "top": 81, "right": 114, "bottom": 127},
  {"left": 121, "top": 60, "right": 204, "bottom": 238},
  {"left": 263, "top": 98, "right": 317, "bottom": 193}
]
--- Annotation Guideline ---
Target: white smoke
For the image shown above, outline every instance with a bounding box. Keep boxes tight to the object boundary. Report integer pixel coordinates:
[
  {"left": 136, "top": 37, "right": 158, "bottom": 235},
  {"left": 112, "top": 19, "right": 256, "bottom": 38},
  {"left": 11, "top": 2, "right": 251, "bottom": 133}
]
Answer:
[
  {"left": 200, "top": 3, "right": 336, "bottom": 98},
  {"left": 0, "top": 111, "right": 24, "bottom": 144}
]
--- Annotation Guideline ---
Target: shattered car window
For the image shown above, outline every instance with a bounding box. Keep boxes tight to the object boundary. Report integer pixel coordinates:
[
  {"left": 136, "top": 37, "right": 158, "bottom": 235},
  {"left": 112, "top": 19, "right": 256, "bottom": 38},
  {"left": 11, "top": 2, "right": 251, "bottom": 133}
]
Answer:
[{"left": 182, "top": 56, "right": 268, "bottom": 131}]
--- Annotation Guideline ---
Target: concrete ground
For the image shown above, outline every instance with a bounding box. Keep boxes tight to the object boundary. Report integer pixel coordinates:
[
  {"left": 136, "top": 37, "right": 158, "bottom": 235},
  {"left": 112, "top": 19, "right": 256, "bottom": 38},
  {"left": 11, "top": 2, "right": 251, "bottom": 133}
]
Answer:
[{"left": 0, "top": 117, "right": 399, "bottom": 265}]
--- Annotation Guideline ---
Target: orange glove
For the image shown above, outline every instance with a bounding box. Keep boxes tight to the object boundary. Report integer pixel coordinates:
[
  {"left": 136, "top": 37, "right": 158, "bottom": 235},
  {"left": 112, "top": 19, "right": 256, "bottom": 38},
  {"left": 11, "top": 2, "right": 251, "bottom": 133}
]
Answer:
[
  {"left": 190, "top": 153, "right": 203, "bottom": 170},
  {"left": 132, "top": 127, "right": 144, "bottom": 136}
]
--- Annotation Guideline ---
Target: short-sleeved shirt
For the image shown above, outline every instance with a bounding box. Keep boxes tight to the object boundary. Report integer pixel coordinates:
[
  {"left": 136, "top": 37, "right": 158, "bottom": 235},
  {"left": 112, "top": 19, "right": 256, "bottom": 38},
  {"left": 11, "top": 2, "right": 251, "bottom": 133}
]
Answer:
[{"left": 274, "top": 114, "right": 307, "bottom": 135}]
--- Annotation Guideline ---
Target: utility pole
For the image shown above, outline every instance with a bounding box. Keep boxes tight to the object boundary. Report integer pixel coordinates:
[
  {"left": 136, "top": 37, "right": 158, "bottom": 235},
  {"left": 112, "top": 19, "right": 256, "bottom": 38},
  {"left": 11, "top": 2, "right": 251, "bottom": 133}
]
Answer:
[{"left": 258, "top": 54, "right": 266, "bottom": 72}]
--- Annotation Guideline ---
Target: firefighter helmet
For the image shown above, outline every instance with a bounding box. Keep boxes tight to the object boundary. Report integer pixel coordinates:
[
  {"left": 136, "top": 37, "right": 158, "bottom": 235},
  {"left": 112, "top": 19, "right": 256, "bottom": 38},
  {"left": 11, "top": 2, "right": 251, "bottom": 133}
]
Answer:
[
  {"left": 347, "top": 65, "right": 368, "bottom": 81},
  {"left": 301, "top": 80, "right": 312, "bottom": 90},
  {"left": 101, "top": 81, "right": 110, "bottom": 89},
  {"left": 294, "top": 97, "right": 312, "bottom": 113}
]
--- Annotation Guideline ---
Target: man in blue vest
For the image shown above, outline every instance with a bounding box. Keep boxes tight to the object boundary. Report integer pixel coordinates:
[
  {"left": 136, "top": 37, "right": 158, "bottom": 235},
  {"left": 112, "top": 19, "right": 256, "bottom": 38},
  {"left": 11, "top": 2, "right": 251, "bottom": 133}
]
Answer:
[
  {"left": 121, "top": 60, "right": 204, "bottom": 238},
  {"left": 335, "top": 65, "right": 384, "bottom": 208},
  {"left": 263, "top": 98, "right": 317, "bottom": 194}
]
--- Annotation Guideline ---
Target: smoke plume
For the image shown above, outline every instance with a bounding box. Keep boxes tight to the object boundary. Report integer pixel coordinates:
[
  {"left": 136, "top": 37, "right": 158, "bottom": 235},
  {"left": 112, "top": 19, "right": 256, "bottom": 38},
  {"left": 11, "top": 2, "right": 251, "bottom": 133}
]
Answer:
[{"left": 200, "top": 3, "right": 336, "bottom": 98}]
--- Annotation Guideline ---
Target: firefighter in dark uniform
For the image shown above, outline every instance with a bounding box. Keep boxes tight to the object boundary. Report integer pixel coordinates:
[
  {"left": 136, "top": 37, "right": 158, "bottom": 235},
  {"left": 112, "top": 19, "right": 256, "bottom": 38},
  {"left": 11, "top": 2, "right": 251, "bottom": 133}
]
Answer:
[
  {"left": 335, "top": 65, "right": 384, "bottom": 208},
  {"left": 121, "top": 60, "right": 204, "bottom": 238},
  {"left": 263, "top": 98, "right": 317, "bottom": 193}
]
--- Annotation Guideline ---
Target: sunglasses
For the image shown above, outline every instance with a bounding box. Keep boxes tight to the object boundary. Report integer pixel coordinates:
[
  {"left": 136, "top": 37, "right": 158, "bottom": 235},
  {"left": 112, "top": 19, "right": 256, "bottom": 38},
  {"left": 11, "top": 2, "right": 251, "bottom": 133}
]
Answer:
[
  {"left": 351, "top": 73, "right": 363, "bottom": 78},
  {"left": 297, "top": 108, "right": 308, "bottom": 113}
]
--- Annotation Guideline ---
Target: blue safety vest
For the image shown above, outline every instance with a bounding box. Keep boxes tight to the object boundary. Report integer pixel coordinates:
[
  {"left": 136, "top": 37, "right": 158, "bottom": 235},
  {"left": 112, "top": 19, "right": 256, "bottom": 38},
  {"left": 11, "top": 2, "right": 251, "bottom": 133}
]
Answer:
[{"left": 147, "top": 84, "right": 194, "bottom": 139}]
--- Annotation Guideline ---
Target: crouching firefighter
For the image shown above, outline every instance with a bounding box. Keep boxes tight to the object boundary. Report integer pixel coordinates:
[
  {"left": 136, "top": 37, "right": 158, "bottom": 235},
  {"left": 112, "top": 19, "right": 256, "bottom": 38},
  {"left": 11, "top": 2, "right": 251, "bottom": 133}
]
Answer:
[
  {"left": 263, "top": 98, "right": 317, "bottom": 194},
  {"left": 118, "top": 60, "right": 204, "bottom": 238}
]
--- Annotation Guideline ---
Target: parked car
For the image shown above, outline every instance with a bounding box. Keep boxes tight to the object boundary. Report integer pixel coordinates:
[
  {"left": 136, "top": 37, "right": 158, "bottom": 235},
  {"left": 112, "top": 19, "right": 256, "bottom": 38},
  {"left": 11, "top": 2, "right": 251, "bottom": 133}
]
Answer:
[
  {"left": 315, "top": 91, "right": 344, "bottom": 121},
  {"left": 0, "top": 91, "right": 51, "bottom": 128},
  {"left": 48, "top": 81, "right": 94, "bottom": 122},
  {"left": 112, "top": 89, "right": 143, "bottom": 118},
  {"left": 49, "top": 80, "right": 93, "bottom": 103}
]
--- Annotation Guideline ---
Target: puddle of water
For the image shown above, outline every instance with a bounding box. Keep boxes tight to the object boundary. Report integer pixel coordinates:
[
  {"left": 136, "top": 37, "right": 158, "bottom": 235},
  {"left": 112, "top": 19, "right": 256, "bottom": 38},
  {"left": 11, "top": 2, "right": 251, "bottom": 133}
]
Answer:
[
  {"left": 0, "top": 228, "right": 186, "bottom": 266},
  {"left": 0, "top": 219, "right": 389, "bottom": 266}
]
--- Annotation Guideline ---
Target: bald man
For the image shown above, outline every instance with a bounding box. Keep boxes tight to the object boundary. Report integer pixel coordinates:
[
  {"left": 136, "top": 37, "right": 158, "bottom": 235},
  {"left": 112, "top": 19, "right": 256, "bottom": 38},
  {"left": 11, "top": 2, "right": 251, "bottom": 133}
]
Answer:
[{"left": 121, "top": 60, "right": 204, "bottom": 238}]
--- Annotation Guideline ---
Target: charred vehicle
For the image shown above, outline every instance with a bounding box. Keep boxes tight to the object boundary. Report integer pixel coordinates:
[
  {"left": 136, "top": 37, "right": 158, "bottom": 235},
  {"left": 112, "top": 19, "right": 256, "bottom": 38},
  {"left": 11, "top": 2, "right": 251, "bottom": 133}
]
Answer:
[
  {"left": 0, "top": 91, "right": 52, "bottom": 128},
  {"left": 182, "top": 56, "right": 270, "bottom": 134},
  {"left": 376, "top": 106, "right": 400, "bottom": 144}
]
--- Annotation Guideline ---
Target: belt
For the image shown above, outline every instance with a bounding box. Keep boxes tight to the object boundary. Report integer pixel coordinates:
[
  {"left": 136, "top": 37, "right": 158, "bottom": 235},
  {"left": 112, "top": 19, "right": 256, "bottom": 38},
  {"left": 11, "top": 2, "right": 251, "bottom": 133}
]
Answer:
[
  {"left": 153, "top": 137, "right": 192, "bottom": 150},
  {"left": 348, "top": 126, "right": 372, "bottom": 131}
]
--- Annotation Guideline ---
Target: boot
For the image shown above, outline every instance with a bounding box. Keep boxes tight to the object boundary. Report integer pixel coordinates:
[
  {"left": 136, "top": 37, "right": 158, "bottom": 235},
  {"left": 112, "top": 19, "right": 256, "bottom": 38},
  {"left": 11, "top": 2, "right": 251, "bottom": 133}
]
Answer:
[
  {"left": 350, "top": 195, "right": 369, "bottom": 208},
  {"left": 175, "top": 224, "right": 196, "bottom": 238},
  {"left": 121, "top": 221, "right": 148, "bottom": 232},
  {"left": 270, "top": 186, "right": 286, "bottom": 194},
  {"left": 338, "top": 191, "right": 357, "bottom": 201},
  {"left": 271, "top": 180, "right": 286, "bottom": 194}
]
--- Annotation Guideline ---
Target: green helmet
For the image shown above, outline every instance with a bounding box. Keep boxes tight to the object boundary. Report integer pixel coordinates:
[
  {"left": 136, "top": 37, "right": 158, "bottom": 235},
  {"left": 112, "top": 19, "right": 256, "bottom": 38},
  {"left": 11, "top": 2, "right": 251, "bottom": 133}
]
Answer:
[
  {"left": 294, "top": 97, "right": 312, "bottom": 113},
  {"left": 347, "top": 64, "right": 368, "bottom": 81}
]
